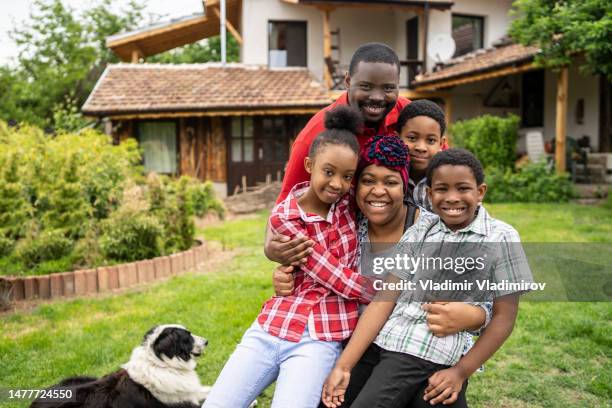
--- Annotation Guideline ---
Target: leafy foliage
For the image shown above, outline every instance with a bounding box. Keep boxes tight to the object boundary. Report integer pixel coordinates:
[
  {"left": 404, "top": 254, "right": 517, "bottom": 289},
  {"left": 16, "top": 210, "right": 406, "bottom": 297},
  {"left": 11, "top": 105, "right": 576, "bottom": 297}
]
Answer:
[
  {"left": 100, "top": 211, "right": 163, "bottom": 262},
  {"left": 189, "top": 180, "right": 226, "bottom": 218},
  {"left": 1, "top": 0, "right": 147, "bottom": 130},
  {"left": 450, "top": 114, "right": 520, "bottom": 170},
  {"left": 150, "top": 36, "right": 240, "bottom": 64},
  {"left": 0, "top": 154, "right": 33, "bottom": 240},
  {"left": 510, "top": 0, "right": 612, "bottom": 80},
  {"left": 16, "top": 230, "right": 74, "bottom": 268},
  {"left": 485, "top": 162, "right": 576, "bottom": 203}
]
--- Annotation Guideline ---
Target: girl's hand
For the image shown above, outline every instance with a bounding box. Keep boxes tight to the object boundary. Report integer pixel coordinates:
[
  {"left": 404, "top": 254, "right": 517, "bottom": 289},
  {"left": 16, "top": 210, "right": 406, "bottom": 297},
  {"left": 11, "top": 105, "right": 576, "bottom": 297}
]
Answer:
[
  {"left": 422, "top": 302, "right": 486, "bottom": 336},
  {"left": 322, "top": 366, "right": 350, "bottom": 408},
  {"left": 423, "top": 367, "right": 466, "bottom": 405}
]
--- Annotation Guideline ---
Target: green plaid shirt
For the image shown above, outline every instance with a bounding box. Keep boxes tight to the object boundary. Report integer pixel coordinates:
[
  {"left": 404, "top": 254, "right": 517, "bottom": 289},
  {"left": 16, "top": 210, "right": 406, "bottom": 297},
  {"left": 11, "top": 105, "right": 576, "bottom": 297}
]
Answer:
[{"left": 374, "top": 206, "right": 532, "bottom": 365}]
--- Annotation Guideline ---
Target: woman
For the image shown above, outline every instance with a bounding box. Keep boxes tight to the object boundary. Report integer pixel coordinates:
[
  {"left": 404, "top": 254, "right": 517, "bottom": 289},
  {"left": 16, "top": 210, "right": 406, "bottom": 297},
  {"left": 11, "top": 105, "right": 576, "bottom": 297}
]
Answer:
[{"left": 269, "top": 136, "right": 488, "bottom": 406}]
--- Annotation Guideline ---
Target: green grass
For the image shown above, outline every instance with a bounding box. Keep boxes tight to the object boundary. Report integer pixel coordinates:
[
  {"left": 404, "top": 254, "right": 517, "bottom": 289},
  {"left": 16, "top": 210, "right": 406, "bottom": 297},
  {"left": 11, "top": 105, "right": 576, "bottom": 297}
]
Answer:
[{"left": 1, "top": 205, "right": 611, "bottom": 407}]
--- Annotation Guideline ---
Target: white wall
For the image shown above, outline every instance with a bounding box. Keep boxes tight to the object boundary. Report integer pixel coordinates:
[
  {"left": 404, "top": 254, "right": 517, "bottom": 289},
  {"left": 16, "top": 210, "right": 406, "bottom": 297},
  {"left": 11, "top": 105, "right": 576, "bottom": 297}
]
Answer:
[
  {"left": 242, "top": 0, "right": 324, "bottom": 79},
  {"left": 426, "top": 0, "right": 514, "bottom": 69},
  {"left": 544, "top": 65, "right": 601, "bottom": 151},
  {"left": 242, "top": 0, "right": 515, "bottom": 82}
]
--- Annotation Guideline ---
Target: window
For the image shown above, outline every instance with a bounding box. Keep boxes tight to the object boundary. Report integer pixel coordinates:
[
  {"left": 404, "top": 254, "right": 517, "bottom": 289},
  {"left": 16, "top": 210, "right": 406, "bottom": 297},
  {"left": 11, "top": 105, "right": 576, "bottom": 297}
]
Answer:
[
  {"left": 230, "top": 117, "right": 254, "bottom": 162},
  {"left": 268, "top": 21, "right": 307, "bottom": 67},
  {"left": 138, "top": 121, "right": 177, "bottom": 174},
  {"left": 452, "top": 14, "right": 484, "bottom": 57},
  {"left": 522, "top": 70, "right": 545, "bottom": 128},
  {"left": 262, "top": 117, "right": 288, "bottom": 162}
]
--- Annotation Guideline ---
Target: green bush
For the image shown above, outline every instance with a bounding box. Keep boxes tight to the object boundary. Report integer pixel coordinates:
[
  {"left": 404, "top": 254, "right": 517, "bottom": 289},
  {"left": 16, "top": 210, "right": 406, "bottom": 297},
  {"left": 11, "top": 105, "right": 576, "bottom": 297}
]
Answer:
[
  {"left": 451, "top": 114, "right": 520, "bottom": 170},
  {"left": 189, "top": 180, "right": 225, "bottom": 218},
  {"left": 99, "top": 211, "right": 163, "bottom": 262},
  {"left": 0, "top": 154, "right": 33, "bottom": 240},
  {"left": 16, "top": 230, "right": 74, "bottom": 268},
  {"left": 159, "top": 177, "right": 195, "bottom": 253},
  {"left": 42, "top": 155, "right": 92, "bottom": 239},
  {"left": 0, "top": 236, "right": 15, "bottom": 258},
  {"left": 485, "top": 162, "right": 576, "bottom": 203}
]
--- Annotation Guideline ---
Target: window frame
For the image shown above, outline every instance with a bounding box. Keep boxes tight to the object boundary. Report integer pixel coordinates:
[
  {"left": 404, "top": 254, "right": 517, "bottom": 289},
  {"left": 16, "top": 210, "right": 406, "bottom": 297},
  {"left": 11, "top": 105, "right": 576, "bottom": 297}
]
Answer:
[
  {"left": 267, "top": 20, "right": 308, "bottom": 68},
  {"left": 451, "top": 13, "right": 485, "bottom": 58}
]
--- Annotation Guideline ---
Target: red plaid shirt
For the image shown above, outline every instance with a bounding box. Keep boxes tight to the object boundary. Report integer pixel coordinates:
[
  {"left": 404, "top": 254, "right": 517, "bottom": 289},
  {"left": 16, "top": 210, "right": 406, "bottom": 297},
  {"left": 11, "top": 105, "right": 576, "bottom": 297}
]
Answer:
[{"left": 258, "top": 182, "right": 374, "bottom": 342}]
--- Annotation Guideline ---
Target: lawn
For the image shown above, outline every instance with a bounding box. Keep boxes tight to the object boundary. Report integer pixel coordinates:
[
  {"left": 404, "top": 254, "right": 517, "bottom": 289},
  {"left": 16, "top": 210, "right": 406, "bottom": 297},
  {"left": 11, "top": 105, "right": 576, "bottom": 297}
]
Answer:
[{"left": 0, "top": 203, "right": 610, "bottom": 408}]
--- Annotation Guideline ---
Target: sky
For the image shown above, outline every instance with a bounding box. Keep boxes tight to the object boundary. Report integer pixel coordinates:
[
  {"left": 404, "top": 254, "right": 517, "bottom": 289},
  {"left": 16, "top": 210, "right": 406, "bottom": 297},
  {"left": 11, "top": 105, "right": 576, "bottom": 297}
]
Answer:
[{"left": 0, "top": 0, "right": 202, "bottom": 65}]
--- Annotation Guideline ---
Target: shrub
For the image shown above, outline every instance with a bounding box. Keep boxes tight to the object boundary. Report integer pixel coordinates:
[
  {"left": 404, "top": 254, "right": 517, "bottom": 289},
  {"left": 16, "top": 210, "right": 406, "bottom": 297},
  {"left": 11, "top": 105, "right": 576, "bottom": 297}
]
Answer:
[
  {"left": 160, "top": 177, "right": 195, "bottom": 253},
  {"left": 0, "top": 236, "right": 15, "bottom": 257},
  {"left": 451, "top": 114, "right": 519, "bottom": 170},
  {"left": 42, "top": 155, "right": 93, "bottom": 239},
  {"left": 189, "top": 180, "right": 225, "bottom": 218},
  {"left": 485, "top": 162, "right": 576, "bottom": 203},
  {"left": 99, "top": 211, "right": 163, "bottom": 262},
  {"left": 16, "top": 229, "right": 74, "bottom": 268},
  {"left": 0, "top": 154, "right": 33, "bottom": 240}
]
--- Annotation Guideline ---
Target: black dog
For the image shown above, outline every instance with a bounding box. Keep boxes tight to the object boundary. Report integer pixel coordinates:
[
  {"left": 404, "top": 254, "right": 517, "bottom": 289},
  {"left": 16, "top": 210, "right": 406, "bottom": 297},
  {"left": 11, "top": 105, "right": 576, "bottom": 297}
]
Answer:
[{"left": 30, "top": 325, "right": 210, "bottom": 408}]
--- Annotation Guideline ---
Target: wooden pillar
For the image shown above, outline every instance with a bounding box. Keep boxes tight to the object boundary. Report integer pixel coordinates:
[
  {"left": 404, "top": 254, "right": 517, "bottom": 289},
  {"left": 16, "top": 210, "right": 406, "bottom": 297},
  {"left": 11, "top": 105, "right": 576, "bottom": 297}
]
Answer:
[
  {"left": 444, "top": 96, "right": 453, "bottom": 146},
  {"left": 322, "top": 8, "right": 333, "bottom": 89},
  {"left": 555, "top": 66, "right": 568, "bottom": 174}
]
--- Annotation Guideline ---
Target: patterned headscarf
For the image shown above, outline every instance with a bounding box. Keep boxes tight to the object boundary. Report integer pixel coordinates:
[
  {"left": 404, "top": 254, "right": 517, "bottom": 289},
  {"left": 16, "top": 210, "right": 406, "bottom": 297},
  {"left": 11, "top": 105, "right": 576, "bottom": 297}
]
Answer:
[{"left": 358, "top": 135, "right": 410, "bottom": 192}]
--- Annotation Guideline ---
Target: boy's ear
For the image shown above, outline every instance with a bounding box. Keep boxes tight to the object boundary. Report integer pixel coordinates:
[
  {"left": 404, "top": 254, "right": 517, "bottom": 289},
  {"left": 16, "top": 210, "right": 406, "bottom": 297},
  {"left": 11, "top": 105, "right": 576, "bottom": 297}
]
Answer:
[
  {"left": 304, "top": 157, "right": 313, "bottom": 174},
  {"left": 344, "top": 72, "right": 351, "bottom": 90},
  {"left": 426, "top": 186, "right": 432, "bottom": 202},
  {"left": 477, "top": 183, "right": 487, "bottom": 203},
  {"left": 439, "top": 135, "right": 447, "bottom": 146}
]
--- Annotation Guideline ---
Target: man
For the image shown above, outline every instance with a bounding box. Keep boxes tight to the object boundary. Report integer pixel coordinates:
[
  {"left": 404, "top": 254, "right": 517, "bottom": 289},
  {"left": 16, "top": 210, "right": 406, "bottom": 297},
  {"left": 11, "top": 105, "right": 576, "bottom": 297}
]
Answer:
[{"left": 266, "top": 42, "right": 409, "bottom": 266}]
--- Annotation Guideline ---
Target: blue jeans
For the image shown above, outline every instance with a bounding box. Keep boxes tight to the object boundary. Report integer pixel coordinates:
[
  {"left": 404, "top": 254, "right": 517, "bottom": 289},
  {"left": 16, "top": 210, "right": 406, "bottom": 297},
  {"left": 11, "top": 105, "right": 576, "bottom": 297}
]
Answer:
[{"left": 203, "top": 320, "right": 342, "bottom": 408}]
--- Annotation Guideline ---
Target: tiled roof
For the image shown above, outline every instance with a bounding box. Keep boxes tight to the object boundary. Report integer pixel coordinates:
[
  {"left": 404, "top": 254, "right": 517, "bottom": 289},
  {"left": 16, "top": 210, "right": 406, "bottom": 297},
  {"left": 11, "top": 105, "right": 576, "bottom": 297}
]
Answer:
[
  {"left": 82, "top": 63, "right": 331, "bottom": 116},
  {"left": 413, "top": 42, "right": 540, "bottom": 88}
]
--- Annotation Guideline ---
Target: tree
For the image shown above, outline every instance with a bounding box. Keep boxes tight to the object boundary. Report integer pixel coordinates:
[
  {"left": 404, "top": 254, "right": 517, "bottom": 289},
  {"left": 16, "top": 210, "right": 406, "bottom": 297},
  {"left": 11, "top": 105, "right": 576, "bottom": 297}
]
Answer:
[
  {"left": 149, "top": 35, "right": 240, "bottom": 64},
  {"left": 0, "top": 0, "right": 147, "bottom": 130},
  {"left": 510, "top": 0, "right": 612, "bottom": 81}
]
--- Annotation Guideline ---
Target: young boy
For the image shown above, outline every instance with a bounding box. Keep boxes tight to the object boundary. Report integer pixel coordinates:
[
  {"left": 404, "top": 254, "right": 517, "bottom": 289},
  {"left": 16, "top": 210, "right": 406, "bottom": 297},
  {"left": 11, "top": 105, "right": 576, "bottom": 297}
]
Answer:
[
  {"left": 396, "top": 99, "right": 447, "bottom": 212},
  {"left": 322, "top": 149, "right": 533, "bottom": 408}
]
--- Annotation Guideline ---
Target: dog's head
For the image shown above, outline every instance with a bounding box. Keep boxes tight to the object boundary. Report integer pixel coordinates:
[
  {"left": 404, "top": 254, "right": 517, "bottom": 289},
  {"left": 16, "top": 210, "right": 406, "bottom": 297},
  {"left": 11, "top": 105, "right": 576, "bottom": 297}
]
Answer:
[{"left": 143, "top": 324, "right": 208, "bottom": 362}]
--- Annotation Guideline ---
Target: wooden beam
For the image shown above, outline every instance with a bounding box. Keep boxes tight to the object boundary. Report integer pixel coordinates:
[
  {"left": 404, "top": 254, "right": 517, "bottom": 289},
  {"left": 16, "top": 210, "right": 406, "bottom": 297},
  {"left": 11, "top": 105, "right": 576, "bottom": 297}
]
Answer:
[
  {"left": 413, "top": 62, "right": 536, "bottom": 91},
  {"left": 321, "top": 7, "right": 333, "bottom": 89},
  {"left": 131, "top": 47, "right": 144, "bottom": 63},
  {"left": 555, "top": 66, "right": 568, "bottom": 174},
  {"left": 212, "top": 7, "right": 243, "bottom": 45}
]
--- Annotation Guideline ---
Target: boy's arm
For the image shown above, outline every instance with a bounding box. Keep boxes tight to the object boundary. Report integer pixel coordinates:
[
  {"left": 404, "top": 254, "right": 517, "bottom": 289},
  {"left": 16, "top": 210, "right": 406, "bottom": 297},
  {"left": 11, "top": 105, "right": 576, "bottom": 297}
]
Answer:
[
  {"left": 271, "top": 213, "right": 374, "bottom": 302},
  {"left": 422, "top": 302, "right": 489, "bottom": 337},
  {"left": 423, "top": 294, "right": 519, "bottom": 405}
]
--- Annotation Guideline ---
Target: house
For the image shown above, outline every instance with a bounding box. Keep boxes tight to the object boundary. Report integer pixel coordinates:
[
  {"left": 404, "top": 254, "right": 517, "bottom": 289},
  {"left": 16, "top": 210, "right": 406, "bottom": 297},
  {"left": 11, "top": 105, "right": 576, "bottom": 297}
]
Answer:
[{"left": 82, "top": 0, "right": 611, "bottom": 195}]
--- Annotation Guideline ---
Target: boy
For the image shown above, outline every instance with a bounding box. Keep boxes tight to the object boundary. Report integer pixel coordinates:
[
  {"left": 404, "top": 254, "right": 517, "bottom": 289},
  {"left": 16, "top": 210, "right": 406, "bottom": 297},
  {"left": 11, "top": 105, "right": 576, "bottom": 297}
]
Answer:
[
  {"left": 323, "top": 149, "right": 533, "bottom": 408},
  {"left": 397, "top": 99, "right": 447, "bottom": 212}
]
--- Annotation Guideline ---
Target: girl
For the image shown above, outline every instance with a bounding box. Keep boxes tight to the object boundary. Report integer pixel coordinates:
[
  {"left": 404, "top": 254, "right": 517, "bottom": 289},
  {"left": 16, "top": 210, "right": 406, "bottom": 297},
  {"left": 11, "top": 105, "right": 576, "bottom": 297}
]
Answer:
[{"left": 203, "top": 106, "right": 374, "bottom": 408}]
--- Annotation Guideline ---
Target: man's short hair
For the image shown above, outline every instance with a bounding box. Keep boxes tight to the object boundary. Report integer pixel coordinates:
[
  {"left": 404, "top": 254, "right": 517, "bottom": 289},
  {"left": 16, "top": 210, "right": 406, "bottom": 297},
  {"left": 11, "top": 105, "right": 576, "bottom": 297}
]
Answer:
[
  {"left": 349, "top": 42, "right": 400, "bottom": 75},
  {"left": 397, "top": 99, "right": 446, "bottom": 136},
  {"left": 426, "top": 148, "right": 485, "bottom": 187}
]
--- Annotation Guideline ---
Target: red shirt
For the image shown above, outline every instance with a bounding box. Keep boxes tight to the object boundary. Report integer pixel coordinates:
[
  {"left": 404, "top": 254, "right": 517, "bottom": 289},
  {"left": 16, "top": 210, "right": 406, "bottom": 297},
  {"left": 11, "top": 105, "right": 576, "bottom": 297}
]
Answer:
[
  {"left": 278, "top": 93, "right": 411, "bottom": 203},
  {"left": 259, "top": 182, "right": 374, "bottom": 342}
]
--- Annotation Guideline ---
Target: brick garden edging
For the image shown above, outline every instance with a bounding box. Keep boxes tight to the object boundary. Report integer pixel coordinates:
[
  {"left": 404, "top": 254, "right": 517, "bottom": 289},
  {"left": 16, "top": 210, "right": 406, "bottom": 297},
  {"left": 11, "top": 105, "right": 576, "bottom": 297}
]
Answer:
[{"left": 2, "top": 241, "right": 211, "bottom": 303}]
